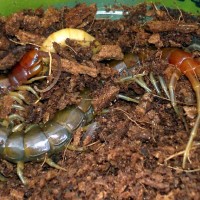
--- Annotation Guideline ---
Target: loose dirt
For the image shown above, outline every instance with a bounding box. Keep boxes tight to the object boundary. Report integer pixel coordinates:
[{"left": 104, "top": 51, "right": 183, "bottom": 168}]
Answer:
[{"left": 0, "top": 3, "right": 200, "bottom": 200}]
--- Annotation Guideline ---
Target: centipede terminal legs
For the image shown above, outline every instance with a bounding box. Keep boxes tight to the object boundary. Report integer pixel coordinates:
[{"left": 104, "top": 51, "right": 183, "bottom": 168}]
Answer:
[
  {"left": 182, "top": 72, "right": 200, "bottom": 167},
  {"left": 165, "top": 49, "right": 200, "bottom": 168}
]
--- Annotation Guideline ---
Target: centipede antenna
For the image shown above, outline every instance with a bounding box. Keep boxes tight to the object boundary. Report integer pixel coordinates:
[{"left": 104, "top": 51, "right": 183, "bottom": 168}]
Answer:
[
  {"left": 8, "top": 114, "right": 24, "bottom": 122},
  {"left": 18, "top": 85, "right": 40, "bottom": 99},
  {"left": 158, "top": 75, "right": 170, "bottom": 99},
  {"left": 117, "top": 94, "right": 139, "bottom": 103},
  {"left": 12, "top": 104, "right": 25, "bottom": 111},
  {"left": 17, "top": 161, "right": 27, "bottom": 185},
  {"left": 12, "top": 123, "right": 24, "bottom": 132},
  {"left": 45, "top": 157, "right": 67, "bottom": 171},
  {"left": 149, "top": 72, "right": 161, "bottom": 95},
  {"left": 134, "top": 77, "right": 152, "bottom": 93}
]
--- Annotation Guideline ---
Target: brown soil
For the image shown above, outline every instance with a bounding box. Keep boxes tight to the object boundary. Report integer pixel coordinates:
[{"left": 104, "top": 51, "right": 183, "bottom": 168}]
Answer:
[{"left": 0, "top": 3, "right": 200, "bottom": 200}]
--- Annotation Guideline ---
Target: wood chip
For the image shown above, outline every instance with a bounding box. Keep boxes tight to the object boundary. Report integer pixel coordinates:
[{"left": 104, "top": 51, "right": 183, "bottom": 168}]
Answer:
[
  {"left": 55, "top": 58, "right": 98, "bottom": 77},
  {"left": 92, "top": 45, "right": 124, "bottom": 61}
]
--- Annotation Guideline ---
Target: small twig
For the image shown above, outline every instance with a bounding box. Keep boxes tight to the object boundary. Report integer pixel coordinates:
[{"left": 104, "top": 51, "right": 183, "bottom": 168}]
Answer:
[
  {"left": 158, "top": 162, "right": 200, "bottom": 173},
  {"left": 164, "top": 142, "right": 200, "bottom": 164},
  {"left": 162, "top": 4, "right": 174, "bottom": 20},
  {"left": 113, "top": 107, "right": 146, "bottom": 129},
  {"left": 151, "top": 93, "right": 195, "bottom": 106},
  {"left": 87, "top": 15, "right": 95, "bottom": 32},
  {"left": 9, "top": 38, "right": 41, "bottom": 48},
  {"left": 65, "top": 44, "right": 78, "bottom": 55},
  {"left": 61, "top": 140, "right": 72, "bottom": 166}
]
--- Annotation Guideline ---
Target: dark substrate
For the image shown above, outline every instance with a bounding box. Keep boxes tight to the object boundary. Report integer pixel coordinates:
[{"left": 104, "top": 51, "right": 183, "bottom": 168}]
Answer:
[{"left": 0, "top": 3, "right": 200, "bottom": 200}]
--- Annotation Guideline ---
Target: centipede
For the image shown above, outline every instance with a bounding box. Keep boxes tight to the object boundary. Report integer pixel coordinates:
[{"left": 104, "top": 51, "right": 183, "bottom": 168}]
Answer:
[
  {"left": 0, "top": 25, "right": 200, "bottom": 185},
  {"left": 163, "top": 48, "right": 200, "bottom": 168},
  {"left": 116, "top": 47, "right": 200, "bottom": 168},
  {"left": 0, "top": 27, "right": 142, "bottom": 184},
  {"left": 0, "top": 28, "right": 100, "bottom": 184}
]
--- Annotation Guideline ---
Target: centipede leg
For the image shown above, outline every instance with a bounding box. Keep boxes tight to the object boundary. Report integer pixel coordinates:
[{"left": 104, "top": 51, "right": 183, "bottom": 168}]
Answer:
[
  {"left": 8, "top": 114, "right": 24, "bottom": 122},
  {"left": 12, "top": 123, "right": 24, "bottom": 132},
  {"left": 5, "top": 114, "right": 25, "bottom": 131},
  {"left": 26, "top": 76, "right": 47, "bottom": 84},
  {"left": 17, "top": 85, "right": 40, "bottom": 99},
  {"left": 149, "top": 72, "right": 161, "bottom": 95},
  {"left": 134, "top": 76, "right": 152, "bottom": 93},
  {"left": 66, "top": 144, "right": 87, "bottom": 151},
  {"left": 149, "top": 72, "right": 170, "bottom": 98},
  {"left": 17, "top": 161, "right": 27, "bottom": 185},
  {"left": 0, "top": 173, "right": 6, "bottom": 182},
  {"left": 158, "top": 75, "right": 170, "bottom": 99},
  {"left": 12, "top": 104, "right": 25, "bottom": 111},
  {"left": 117, "top": 94, "right": 139, "bottom": 103},
  {"left": 9, "top": 91, "right": 30, "bottom": 105},
  {"left": 183, "top": 114, "right": 200, "bottom": 167},
  {"left": 45, "top": 157, "right": 67, "bottom": 171},
  {"left": 2, "top": 92, "right": 28, "bottom": 130},
  {"left": 182, "top": 72, "right": 200, "bottom": 168}
]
